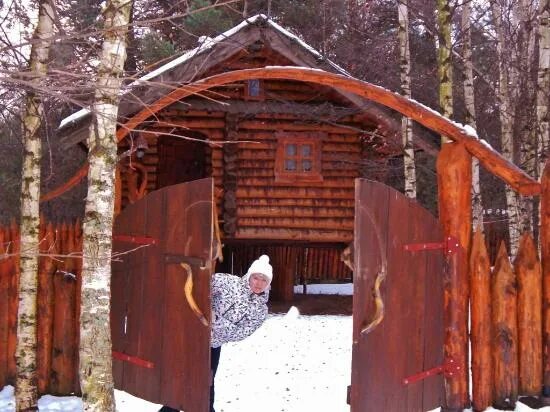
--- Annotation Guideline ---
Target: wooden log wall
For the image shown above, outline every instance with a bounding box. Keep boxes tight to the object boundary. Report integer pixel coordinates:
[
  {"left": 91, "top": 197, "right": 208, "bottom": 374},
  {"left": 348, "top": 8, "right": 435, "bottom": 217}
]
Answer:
[
  {"left": 115, "top": 75, "right": 384, "bottom": 244},
  {"left": 469, "top": 229, "right": 543, "bottom": 410},
  {"left": 0, "top": 220, "right": 82, "bottom": 396}
]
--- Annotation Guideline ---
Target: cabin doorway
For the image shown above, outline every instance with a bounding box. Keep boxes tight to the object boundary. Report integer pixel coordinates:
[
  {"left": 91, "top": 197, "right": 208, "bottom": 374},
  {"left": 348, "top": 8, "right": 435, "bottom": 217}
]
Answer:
[{"left": 156, "top": 132, "right": 208, "bottom": 188}]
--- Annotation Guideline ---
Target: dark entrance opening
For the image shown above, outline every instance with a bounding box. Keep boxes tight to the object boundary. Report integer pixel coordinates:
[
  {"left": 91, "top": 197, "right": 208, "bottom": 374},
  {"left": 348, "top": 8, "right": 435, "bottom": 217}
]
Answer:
[{"left": 156, "top": 132, "right": 208, "bottom": 188}]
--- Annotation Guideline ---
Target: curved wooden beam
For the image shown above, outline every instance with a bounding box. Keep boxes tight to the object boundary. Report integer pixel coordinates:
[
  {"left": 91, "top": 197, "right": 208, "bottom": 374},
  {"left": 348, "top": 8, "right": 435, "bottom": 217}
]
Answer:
[{"left": 42, "top": 66, "right": 540, "bottom": 201}]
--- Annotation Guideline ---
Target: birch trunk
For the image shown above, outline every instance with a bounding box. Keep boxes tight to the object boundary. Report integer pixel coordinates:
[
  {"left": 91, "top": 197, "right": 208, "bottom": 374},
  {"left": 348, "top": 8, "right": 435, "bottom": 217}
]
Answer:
[
  {"left": 436, "top": 0, "right": 453, "bottom": 145},
  {"left": 398, "top": 0, "right": 417, "bottom": 199},
  {"left": 461, "top": 0, "right": 483, "bottom": 230},
  {"left": 517, "top": 0, "right": 537, "bottom": 234},
  {"left": 15, "top": 1, "right": 54, "bottom": 410},
  {"left": 79, "top": 1, "right": 131, "bottom": 410},
  {"left": 537, "top": 0, "right": 550, "bottom": 180},
  {"left": 492, "top": 0, "right": 522, "bottom": 256}
]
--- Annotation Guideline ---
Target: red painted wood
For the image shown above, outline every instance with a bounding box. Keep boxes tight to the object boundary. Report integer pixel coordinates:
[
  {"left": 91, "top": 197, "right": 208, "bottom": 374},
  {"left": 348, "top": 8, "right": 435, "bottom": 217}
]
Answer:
[
  {"left": 112, "top": 178, "right": 213, "bottom": 411},
  {"left": 351, "top": 180, "right": 445, "bottom": 412}
]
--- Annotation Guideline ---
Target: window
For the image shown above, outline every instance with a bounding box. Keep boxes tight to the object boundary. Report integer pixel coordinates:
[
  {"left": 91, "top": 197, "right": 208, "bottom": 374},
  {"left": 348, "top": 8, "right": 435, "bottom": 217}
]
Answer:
[
  {"left": 244, "top": 79, "right": 264, "bottom": 100},
  {"left": 275, "top": 134, "right": 323, "bottom": 184}
]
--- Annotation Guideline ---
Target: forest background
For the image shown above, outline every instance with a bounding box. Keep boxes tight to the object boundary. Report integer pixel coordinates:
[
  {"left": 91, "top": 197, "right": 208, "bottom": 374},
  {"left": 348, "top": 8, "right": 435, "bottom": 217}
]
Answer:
[{"left": 1, "top": 0, "right": 543, "bottom": 248}]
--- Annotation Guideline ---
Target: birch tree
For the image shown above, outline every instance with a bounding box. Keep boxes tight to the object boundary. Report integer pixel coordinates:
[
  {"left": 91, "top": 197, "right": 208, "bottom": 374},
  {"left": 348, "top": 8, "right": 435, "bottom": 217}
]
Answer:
[
  {"left": 79, "top": 0, "right": 132, "bottom": 410},
  {"left": 537, "top": 0, "right": 550, "bottom": 180},
  {"left": 517, "top": 0, "right": 537, "bottom": 234},
  {"left": 15, "top": 0, "right": 55, "bottom": 409},
  {"left": 436, "top": 0, "right": 454, "bottom": 145},
  {"left": 398, "top": 0, "right": 417, "bottom": 198},
  {"left": 491, "top": 0, "right": 522, "bottom": 255},
  {"left": 461, "top": 0, "right": 483, "bottom": 229}
]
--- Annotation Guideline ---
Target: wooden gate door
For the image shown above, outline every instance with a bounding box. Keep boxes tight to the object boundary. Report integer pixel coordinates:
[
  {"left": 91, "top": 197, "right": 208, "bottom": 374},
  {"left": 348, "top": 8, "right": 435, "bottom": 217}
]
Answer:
[
  {"left": 111, "top": 178, "right": 214, "bottom": 411},
  {"left": 351, "top": 180, "right": 445, "bottom": 411}
]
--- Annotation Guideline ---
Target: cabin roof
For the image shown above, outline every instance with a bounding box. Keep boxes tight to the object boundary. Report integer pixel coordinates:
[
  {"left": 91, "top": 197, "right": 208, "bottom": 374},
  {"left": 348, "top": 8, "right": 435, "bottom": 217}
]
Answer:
[
  {"left": 58, "top": 14, "right": 404, "bottom": 151},
  {"left": 58, "top": 14, "right": 351, "bottom": 131}
]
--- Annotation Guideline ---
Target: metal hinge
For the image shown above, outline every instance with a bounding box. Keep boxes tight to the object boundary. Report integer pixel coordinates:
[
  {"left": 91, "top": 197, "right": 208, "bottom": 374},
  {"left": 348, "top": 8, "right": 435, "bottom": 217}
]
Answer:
[
  {"left": 403, "top": 236, "right": 460, "bottom": 257},
  {"left": 402, "top": 358, "right": 461, "bottom": 385}
]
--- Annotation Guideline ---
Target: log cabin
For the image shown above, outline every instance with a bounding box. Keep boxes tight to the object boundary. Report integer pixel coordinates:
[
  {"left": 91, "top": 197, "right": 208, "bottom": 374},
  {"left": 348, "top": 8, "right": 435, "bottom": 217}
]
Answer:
[{"left": 57, "top": 14, "right": 406, "bottom": 300}]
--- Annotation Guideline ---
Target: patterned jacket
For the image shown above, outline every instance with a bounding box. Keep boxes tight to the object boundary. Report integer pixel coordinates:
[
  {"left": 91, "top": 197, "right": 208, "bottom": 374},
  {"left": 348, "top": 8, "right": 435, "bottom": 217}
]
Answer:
[{"left": 210, "top": 272, "right": 269, "bottom": 348}]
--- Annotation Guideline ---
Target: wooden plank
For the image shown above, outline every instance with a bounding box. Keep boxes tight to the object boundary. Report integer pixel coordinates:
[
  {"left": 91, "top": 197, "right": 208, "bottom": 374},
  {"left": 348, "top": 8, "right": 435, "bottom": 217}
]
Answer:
[
  {"left": 492, "top": 242, "right": 519, "bottom": 408},
  {"left": 159, "top": 179, "right": 213, "bottom": 411},
  {"left": 469, "top": 229, "right": 493, "bottom": 410},
  {"left": 120, "top": 196, "right": 150, "bottom": 399},
  {"left": 237, "top": 217, "right": 354, "bottom": 230},
  {"left": 235, "top": 187, "right": 354, "bottom": 199},
  {"left": 7, "top": 222, "right": 19, "bottom": 383},
  {"left": 541, "top": 160, "right": 550, "bottom": 397},
  {"left": 36, "top": 223, "right": 57, "bottom": 394},
  {"left": 0, "top": 228, "right": 9, "bottom": 387},
  {"left": 236, "top": 198, "right": 355, "bottom": 208},
  {"left": 50, "top": 268, "right": 77, "bottom": 394},
  {"left": 235, "top": 227, "right": 352, "bottom": 243},
  {"left": 236, "top": 206, "right": 354, "bottom": 218},
  {"left": 515, "top": 233, "right": 542, "bottom": 396},
  {"left": 352, "top": 180, "right": 390, "bottom": 409},
  {"left": 420, "top": 199, "right": 445, "bottom": 410}
]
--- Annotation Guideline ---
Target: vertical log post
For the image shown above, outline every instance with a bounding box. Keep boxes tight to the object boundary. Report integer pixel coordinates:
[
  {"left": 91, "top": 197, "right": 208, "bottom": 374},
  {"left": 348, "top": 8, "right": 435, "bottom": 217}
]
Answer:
[
  {"left": 515, "top": 232, "right": 542, "bottom": 396},
  {"left": 492, "top": 242, "right": 518, "bottom": 408},
  {"left": 470, "top": 229, "right": 493, "bottom": 410},
  {"left": 36, "top": 221, "right": 56, "bottom": 394},
  {"left": 7, "top": 220, "right": 19, "bottom": 382},
  {"left": 541, "top": 160, "right": 550, "bottom": 398},
  {"left": 0, "top": 227, "right": 8, "bottom": 387},
  {"left": 436, "top": 142, "right": 471, "bottom": 410}
]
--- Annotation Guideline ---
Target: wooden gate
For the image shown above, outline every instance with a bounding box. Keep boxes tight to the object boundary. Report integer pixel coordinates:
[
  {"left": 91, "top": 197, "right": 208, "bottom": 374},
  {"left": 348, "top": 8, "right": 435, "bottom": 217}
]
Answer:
[
  {"left": 111, "top": 178, "right": 214, "bottom": 411},
  {"left": 351, "top": 180, "right": 445, "bottom": 411}
]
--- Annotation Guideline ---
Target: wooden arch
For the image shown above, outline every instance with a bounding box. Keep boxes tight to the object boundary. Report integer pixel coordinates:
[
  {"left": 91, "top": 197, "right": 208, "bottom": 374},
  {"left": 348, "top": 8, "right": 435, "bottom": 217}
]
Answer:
[{"left": 41, "top": 66, "right": 540, "bottom": 202}]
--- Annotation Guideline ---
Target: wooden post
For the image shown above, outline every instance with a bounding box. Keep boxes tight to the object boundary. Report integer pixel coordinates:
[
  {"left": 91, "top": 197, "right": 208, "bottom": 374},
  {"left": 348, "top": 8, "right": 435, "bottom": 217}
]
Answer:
[
  {"left": 515, "top": 232, "right": 542, "bottom": 396},
  {"left": 436, "top": 142, "right": 471, "bottom": 410},
  {"left": 492, "top": 241, "right": 518, "bottom": 408},
  {"left": 36, "top": 222, "right": 57, "bottom": 394},
  {"left": 470, "top": 229, "right": 493, "bottom": 411},
  {"left": 0, "top": 227, "right": 8, "bottom": 387},
  {"left": 541, "top": 160, "right": 550, "bottom": 398},
  {"left": 7, "top": 220, "right": 19, "bottom": 383}
]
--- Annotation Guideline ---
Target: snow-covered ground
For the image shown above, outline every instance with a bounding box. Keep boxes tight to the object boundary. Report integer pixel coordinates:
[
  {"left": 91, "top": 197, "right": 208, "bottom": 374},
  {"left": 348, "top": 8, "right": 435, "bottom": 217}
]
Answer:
[
  {"left": 0, "top": 308, "right": 352, "bottom": 412},
  {"left": 0, "top": 284, "right": 547, "bottom": 411}
]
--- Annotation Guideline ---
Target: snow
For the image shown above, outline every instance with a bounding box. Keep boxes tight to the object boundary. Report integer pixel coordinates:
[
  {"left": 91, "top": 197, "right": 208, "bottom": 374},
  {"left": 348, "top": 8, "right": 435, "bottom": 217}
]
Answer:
[
  {"left": 0, "top": 283, "right": 546, "bottom": 411},
  {"left": 294, "top": 282, "right": 353, "bottom": 295}
]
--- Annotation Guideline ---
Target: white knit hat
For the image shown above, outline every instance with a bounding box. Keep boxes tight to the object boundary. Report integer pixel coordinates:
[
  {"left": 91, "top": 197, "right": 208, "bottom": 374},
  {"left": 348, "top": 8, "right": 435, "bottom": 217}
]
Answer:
[{"left": 245, "top": 254, "right": 273, "bottom": 283}]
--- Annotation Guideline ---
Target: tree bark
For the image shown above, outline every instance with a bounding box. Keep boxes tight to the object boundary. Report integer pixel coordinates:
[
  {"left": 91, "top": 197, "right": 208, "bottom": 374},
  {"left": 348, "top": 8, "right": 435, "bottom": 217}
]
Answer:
[
  {"left": 436, "top": 0, "right": 453, "bottom": 145},
  {"left": 15, "top": 1, "right": 54, "bottom": 410},
  {"left": 461, "top": 0, "right": 483, "bottom": 230},
  {"left": 79, "top": 0, "right": 132, "bottom": 410},
  {"left": 537, "top": 0, "right": 550, "bottom": 180},
  {"left": 491, "top": 0, "right": 522, "bottom": 256},
  {"left": 398, "top": 0, "right": 416, "bottom": 198}
]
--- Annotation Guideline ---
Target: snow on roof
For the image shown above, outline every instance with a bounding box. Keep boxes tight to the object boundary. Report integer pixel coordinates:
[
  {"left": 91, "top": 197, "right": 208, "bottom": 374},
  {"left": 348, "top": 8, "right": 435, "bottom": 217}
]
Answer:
[{"left": 58, "top": 14, "right": 350, "bottom": 130}]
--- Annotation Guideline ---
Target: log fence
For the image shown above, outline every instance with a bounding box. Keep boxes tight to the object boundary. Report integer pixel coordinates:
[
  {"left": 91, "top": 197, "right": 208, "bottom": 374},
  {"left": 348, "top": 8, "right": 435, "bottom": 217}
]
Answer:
[
  {"left": 0, "top": 219, "right": 82, "bottom": 396},
  {"left": 470, "top": 229, "right": 543, "bottom": 411},
  {"left": 1, "top": 216, "right": 548, "bottom": 410}
]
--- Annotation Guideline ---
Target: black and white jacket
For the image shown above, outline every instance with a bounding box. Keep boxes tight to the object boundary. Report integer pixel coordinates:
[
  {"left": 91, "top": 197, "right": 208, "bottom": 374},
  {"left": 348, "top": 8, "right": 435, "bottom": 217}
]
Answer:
[{"left": 210, "top": 273, "right": 269, "bottom": 348}]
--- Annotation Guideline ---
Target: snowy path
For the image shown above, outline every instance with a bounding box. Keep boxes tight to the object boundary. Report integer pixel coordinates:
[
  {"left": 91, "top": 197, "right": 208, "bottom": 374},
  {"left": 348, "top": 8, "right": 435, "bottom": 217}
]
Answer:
[{"left": 0, "top": 309, "right": 546, "bottom": 411}]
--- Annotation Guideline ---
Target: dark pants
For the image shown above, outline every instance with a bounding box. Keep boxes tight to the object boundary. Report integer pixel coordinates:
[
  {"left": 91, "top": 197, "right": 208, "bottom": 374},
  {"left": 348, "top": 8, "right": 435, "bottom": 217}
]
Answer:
[
  {"left": 210, "top": 346, "right": 222, "bottom": 412},
  {"left": 159, "top": 346, "right": 222, "bottom": 412}
]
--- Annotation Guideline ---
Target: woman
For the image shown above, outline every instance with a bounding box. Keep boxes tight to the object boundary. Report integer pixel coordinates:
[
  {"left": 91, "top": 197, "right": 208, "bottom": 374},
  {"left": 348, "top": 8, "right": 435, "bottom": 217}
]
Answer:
[{"left": 159, "top": 254, "right": 273, "bottom": 412}]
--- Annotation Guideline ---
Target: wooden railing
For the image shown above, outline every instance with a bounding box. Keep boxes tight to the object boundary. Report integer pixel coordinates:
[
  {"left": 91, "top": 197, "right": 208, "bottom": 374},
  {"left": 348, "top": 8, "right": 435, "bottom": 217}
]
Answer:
[
  {"left": 0, "top": 220, "right": 82, "bottom": 395},
  {"left": 470, "top": 229, "right": 543, "bottom": 410}
]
